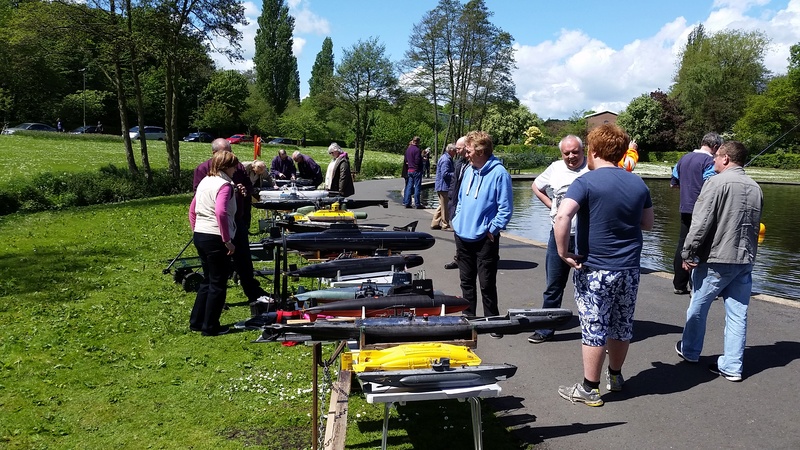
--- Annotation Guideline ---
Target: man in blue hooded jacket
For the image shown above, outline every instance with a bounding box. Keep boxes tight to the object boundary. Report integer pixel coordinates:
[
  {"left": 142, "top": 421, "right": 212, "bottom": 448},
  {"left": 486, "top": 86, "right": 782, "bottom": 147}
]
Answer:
[{"left": 452, "top": 131, "right": 513, "bottom": 321}]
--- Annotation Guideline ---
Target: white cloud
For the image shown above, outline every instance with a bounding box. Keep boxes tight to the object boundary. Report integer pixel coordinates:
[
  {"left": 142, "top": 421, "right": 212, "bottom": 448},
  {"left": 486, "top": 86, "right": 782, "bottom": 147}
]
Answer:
[{"left": 515, "top": 0, "right": 800, "bottom": 119}]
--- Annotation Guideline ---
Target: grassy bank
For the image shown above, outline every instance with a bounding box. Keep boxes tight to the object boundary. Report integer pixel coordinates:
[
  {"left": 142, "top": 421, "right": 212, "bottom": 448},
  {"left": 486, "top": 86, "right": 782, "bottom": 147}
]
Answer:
[{"left": 0, "top": 196, "right": 522, "bottom": 449}]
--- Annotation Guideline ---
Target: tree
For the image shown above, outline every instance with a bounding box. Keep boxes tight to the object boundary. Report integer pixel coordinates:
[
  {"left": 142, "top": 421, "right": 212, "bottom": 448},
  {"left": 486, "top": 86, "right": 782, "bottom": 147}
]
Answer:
[
  {"left": 309, "top": 37, "right": 335, "bottom": 98},
  {"left": 616, "top": 94, "right": 662, "bottom": 145},
  {"left": 335, "top": 37, "right": 398, "bottom": 172},
  {"left": 278, "top": 101, "right": 325, "bottom": 141},
  {"left": 523, "top": 125, "right": 542, "bottom": 146},
  {"left": 671, "top": 27, "right": 770, "bottom": 138},
  {"left": 483, "top": 102, "right": 539, "bottom": 145},
  {"left": 193, "top": 69, "right": 248, "bottom": 134},
  {"left": 254, "top": 0, "right": 299, "bottom": 117}
]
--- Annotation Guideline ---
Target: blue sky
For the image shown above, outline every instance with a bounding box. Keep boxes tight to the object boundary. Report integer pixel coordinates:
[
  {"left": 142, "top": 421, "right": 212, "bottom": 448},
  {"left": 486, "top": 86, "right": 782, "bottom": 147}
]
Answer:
[{"left": 212, "top": 0, "right": 800, "bottom": 119}]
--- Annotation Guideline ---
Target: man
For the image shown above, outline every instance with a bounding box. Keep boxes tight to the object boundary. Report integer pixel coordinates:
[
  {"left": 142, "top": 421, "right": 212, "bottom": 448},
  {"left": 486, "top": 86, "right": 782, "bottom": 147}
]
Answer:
[
  {"left": 193, "top": 138, "right": 269, "bottom": 303},
  {"left": 325, "top": 143, "right": 355, "bottom": 197},
  {"left": 555, "top": 124, "right": 653, "bottom": 407},
  {"left": 670, "top": 132, "right": 723, "bottom": 294},
  {"left": 676, "top": 141, "right": 763, "bottom": 382},
  {"left": 403, "top": 136, "right": 424, "bottom": 209},
  {"left": 270, "top": 148, "right": 296, "bottom": 181},
  {"left": 527, "top": 135, "right": 589, "bottom": 344},
  {"left": 452, "top": 131, "right": 513, "bottom": 326},
  {"left": 291, "top": 150, "right": 323, "bottom": 187},
  {"left": 242, "top": 160, "right": 276, "bottom": 198},
  {"left": 444, "top": 136, "right": 468, "bottom": 270},
  {"left": 431, "top": 144, "right": 456, "bottom": 230}
]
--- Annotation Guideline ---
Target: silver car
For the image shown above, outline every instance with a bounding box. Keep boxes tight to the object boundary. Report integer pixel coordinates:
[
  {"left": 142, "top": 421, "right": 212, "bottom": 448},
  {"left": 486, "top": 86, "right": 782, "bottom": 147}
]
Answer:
[
  {"left": 128, "top": 126, "right": 166, "bottom": 140},
  {"left": 2, "top": 122, "right": 58, "bottom": 135}
]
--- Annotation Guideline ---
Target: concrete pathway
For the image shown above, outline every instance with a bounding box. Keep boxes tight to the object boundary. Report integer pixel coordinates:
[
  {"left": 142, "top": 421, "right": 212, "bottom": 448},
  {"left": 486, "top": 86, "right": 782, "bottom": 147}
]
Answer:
[{"left": 349, "top": 177, "right": 800, "bottom": 449}]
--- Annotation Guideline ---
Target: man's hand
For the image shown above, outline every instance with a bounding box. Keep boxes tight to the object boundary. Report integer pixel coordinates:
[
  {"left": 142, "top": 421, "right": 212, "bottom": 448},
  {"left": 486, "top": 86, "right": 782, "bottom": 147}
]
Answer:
[
  {"left": 682, "top": 259, "right": 697, "bottom": 271},
  {"left": 559, "top": 252, "right": 584, "bottom": 269},
  {"left": 235, "top": 183, "right": 248, "bottom": 196},
  {"left": 486, "top": 231, "right": 495, "bottom": 243}
]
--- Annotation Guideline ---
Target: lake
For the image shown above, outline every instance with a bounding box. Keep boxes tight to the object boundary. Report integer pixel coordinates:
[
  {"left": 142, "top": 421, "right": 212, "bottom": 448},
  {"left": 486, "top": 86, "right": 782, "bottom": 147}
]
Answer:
[{"left": 408, "top": 178, "right": 800, "bottom": 301}]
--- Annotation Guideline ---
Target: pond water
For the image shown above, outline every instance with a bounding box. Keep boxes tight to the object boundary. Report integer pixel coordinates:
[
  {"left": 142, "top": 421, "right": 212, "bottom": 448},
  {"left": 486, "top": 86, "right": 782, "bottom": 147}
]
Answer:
[{"left": 402, "top": 179, "right": 800, "bottom": 301}]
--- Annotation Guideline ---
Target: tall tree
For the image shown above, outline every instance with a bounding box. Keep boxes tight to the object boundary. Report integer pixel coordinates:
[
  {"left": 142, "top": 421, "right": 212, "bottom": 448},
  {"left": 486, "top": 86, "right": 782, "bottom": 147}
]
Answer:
[
  {"left": 254, "top": 0, "right": 298, "bottom": 117},
  {"left": 309, "top": 37, "right": 334, "bottom": 98},
  {"left": 671, "top": 26, "right": 769, "bottom": 139},
  {"left": 616, "top": 94, "right": 662, "bottom": 145},
  {"left": 335, "top": 37, "right": 397, "bottom": 172}
]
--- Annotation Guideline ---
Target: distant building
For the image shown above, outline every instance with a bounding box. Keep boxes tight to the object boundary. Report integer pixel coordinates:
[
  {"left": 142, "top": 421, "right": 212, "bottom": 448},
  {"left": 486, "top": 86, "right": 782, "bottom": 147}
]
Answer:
[{"left": 585, "top": 111, "right": 618, "bottom": 130}]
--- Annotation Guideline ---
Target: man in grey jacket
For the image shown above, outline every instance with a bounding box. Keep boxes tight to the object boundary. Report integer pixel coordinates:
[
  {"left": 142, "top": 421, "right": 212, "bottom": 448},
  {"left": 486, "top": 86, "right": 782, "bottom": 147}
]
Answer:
[{"left": 675, "top": 141, "right": 763, "bottom": 382}]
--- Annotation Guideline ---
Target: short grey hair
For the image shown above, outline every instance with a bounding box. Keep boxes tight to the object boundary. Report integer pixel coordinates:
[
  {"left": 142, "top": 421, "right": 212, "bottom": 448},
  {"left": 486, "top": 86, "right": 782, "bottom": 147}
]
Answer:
[
  {"left": 558, "top": 135, "right": 583, "bottom": 152},
  {"left": 328, "top": 143, "right": 342, "bottom": 154},
  {"left": 701, "top": 132, "right": 723, "bottom": 150}
]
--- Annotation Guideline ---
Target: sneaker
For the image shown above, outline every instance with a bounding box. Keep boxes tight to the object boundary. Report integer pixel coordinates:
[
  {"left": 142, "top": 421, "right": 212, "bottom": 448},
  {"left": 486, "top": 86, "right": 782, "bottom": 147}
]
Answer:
[
  {"left": 527, "top": 332, "right": 552, "bottom": 344},
  {"left": 558, "top": 383, "right": 604, "bottom": 407},
  {"left": 675, "top": 340, "right": 698, "bottom": 363},
  {"left": 606, "top": 368, "right": 624, "bottom": 392},
  {"left": 489, "top": 333, "right": 503, "bottom": 339},
  {"left": 202, "top": 326, "right": 230, "bottom": 337},
  {"left": 444, "top": 261, "right": 458, "bottom": 270},
  {"left": 404, "top": 204, "right": 412, "bottom": 209},
  {"left": 708, "top": 363, "right": 742, "bottom": 382},
  {"left": 673, "top": 288, "right": 690, "bottom": 295},
  {"left": 430, "top": 224, "right": 441, "bottom": 230}
]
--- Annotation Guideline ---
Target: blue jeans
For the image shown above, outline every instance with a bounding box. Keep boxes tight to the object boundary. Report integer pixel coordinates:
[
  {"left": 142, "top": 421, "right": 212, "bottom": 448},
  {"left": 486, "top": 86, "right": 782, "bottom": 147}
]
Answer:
[
  {"left": 536, "top": 229, "right": 573, "bottom": 337},
  {"left": 403, "top": 171, "right": 422, "bottom": 207},
  {"left": 681, "top": 263, "right": 753, "bottom": 376}
]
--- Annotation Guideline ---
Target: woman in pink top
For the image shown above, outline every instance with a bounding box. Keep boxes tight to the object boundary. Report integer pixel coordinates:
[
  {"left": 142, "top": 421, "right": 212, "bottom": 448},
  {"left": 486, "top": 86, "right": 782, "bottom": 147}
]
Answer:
[{"left": 188, "top": 151, "right": 239, "bottom": 336}]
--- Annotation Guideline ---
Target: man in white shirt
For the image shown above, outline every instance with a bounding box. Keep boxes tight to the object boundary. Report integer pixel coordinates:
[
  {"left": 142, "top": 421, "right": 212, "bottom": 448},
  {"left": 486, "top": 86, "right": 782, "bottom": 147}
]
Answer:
[{"left": 528, "top": 135, "right": 589, "bottom": 344}]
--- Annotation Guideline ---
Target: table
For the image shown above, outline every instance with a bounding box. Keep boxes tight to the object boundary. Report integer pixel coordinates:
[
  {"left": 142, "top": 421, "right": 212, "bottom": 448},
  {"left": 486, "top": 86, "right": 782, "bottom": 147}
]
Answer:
[{"left": 363, "top": 383, "right": 502, "bottom": 450}]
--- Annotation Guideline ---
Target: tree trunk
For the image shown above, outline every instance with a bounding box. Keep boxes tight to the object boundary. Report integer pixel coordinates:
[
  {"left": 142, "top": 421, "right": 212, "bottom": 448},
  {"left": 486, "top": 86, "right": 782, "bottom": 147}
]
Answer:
[{"left": 164, "top": 59, "right": 181, "bottom": 179}]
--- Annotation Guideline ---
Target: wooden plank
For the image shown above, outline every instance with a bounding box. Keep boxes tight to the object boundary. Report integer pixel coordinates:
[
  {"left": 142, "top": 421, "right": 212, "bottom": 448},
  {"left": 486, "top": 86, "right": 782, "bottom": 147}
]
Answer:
[{"left": 323, "top": 369, "right": 352, "bottom": 450}]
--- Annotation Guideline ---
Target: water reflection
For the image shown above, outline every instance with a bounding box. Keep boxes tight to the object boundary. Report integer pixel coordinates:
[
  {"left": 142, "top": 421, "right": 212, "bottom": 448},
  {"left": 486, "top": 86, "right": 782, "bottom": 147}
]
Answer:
[{"left": 404, "top": 179, "right": 800, "bottom": 301}]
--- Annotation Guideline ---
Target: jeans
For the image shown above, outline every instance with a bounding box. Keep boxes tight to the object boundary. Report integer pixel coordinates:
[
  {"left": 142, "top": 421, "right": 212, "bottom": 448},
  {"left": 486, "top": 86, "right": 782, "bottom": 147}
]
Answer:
[
  {"left": 403, "top": 171, "right": 422, "bottom": 207},
  {"left": 190, "top": 232, "right": 232, "bottom": 332},
  {"left": 455, "top": 234, "right": 500, "bottom": 317},
  {"left": 672, "top": 213, "right": 693, "bottom": 290},
  {"left": 681, "top": 263, "right": 753, "bottom": 376},
  {"left": 536, "top": 229, "right": 574, "bottom": 337}
]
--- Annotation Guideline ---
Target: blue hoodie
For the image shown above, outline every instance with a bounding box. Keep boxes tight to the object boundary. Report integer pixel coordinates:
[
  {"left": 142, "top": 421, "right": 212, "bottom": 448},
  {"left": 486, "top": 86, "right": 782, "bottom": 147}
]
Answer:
[{"left": 452, "top": 155, "right": 513, "bottom": 241}]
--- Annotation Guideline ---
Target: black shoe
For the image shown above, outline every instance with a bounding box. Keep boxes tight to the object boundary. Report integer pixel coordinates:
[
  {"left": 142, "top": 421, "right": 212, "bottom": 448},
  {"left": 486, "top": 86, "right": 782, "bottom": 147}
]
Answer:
[
  {"left": 673, "top": 288, "right": 690, "bottom": 295},
  {"left": 527, "top": 332, "right": 552, "bottom": 344},
  {"left": 675, "top": 340, "right": 698, "bottom": 363},
  {"left": 708, "top": 363, "right": 742, "bottom": 381},
  {"left": 490, "top": 333, "right": 503, "bottom": 339},
  {"left": 444, "top": 261, "right": 458, "bottom": 270},
  {"left": 190, "top": 326, "right": 202, "bottom": 332},
  {"left": 416, "top": 205, "right": 425, "bottom": 209},
  {"left": 430, "top": 224, "right": 441, "bottom": 230},
  {"left": 404, "top": 204, "right": 412, "bottom": 209},
  {"left": 202, "top": 326, "right": 231, "bottom": 337}
]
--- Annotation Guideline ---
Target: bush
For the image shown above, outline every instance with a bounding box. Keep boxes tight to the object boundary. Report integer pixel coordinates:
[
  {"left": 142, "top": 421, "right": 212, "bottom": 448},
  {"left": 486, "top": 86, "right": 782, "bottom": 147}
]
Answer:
[
  {"left": 646, "top": 151, "right": 686, "bottom": 164},
  {"left": 747, "top": 150, "right": 800, "bottom": 169},
  {"left": 358, "top": 159, "right": 403, "bottom": 178},
  {"left": 496, "top": 150, "right": 559, "bottom": 169},
  {"left": 0, "top": 165, "right": 194, "bottom": 215}
]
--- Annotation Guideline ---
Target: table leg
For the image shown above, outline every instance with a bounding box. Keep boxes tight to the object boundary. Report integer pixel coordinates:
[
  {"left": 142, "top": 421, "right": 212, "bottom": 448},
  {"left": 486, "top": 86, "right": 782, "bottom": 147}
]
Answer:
[
  {"left": 382, "top": 402, "right": 392, "bottom": 450},
  {"left": 468, "top": 397, "right": 482, "bottom": 450}
]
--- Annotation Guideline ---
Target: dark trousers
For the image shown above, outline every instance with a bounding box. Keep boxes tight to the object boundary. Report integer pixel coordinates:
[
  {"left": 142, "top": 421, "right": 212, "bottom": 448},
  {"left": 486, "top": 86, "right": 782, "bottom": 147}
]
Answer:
[
  {"left": 232, "top": 214, "right": 267, "bottom": 301},
  {"left": 672, "top": 213, "right": 693, "bottom": 290},
  {"left": 537, "top": 229, "right": 574, "bottom": 336},
  {"left": 455, "top": 234, "right": 500, "bottom": 317},
  {"left": 190, "top": 232, "right": 231, "bottom": 332}
]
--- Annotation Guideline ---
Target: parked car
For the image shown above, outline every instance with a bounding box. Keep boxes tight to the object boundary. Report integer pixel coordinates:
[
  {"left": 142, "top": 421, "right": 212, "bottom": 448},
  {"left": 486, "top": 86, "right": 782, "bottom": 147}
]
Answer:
[
  {"left": 128, "top": 126, "right": 166, "bottom": 140},
  {"left": 226, "top": 134, "right": 253, "bottom": 144},
  {"left": 267, "top": 137, "right": 295, "bottom": 145},
  {"left": 2, "top": 122, "right": 57, "bottom": 135},
  {"left": 183, "top": 132, "right": 214, "bottom": 143},
  {"left": 70, "top": 125, "right": 102, "bottom": 134}
]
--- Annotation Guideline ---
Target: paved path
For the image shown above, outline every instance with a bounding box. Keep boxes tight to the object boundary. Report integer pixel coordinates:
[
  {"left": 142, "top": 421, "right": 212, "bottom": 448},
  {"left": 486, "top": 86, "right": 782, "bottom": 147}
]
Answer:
[{"left": 350, "top": 177, "right": 800, "bottom": 449}]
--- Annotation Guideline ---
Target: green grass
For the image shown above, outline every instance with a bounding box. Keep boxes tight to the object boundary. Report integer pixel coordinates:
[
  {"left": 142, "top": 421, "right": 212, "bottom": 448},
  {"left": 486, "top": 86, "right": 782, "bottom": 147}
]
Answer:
[{"left": 0, "top": 195, "right": 524, "bottom": 449}]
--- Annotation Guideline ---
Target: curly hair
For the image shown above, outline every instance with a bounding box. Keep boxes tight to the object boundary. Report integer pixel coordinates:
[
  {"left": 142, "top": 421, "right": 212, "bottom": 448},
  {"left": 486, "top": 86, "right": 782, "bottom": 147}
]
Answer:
[{"left": 465, "top": 130, "right": 493, "bottom": 157}]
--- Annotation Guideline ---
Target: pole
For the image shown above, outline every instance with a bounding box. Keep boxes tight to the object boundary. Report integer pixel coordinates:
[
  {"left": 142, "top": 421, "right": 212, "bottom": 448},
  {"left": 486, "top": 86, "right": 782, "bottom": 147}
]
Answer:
[
  {"left": 80, "top": 68, "right": 86, "bottom": 129},
  {"left": 744, "top": 121, "right": 800, "bottom": 167}
]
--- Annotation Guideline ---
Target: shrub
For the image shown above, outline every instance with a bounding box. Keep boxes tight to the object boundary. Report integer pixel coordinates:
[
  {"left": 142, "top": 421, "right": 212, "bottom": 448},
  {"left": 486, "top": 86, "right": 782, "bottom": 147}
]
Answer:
[
  {"left": 748, "top": 150, "right": 800, "bottom": 169},
  {"left": 358, "top": 159, "right": 403, "bottom": 178},
  {"left": 496, "top": 150, "right": 559, "bottom": 169}
]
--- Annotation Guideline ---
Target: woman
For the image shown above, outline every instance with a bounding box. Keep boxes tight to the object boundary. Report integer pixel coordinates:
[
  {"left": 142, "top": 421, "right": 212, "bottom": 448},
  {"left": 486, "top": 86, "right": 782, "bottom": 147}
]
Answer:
[{"left": 189, "top": 151, "right": 239, "bottom": 336}]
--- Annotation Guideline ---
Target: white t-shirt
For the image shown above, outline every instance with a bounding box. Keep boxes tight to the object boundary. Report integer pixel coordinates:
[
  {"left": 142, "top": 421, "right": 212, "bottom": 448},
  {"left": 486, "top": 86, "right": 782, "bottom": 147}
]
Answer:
[{"left": 534, "top": 159, "right": 589, "bottom": 234}]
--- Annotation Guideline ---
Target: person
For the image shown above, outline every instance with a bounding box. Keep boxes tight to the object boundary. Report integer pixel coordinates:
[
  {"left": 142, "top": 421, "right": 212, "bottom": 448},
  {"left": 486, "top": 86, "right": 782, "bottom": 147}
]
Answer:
[
  {"left": 431, "top": 144, "right": 456, "bottom": 230},
  {"left": 452, "top": 131, "right": 513, "bottom": 326},
  {"left": 270, "top": 148, "right": 296, "bottom": 181},
  {"left": 56, "top": 118, "right": 63, "bottom": 133},
  {"left": 291, "top": 150, "right": 323, "bottom": 187},
  {"left": 422, "top": 147, "right": 432, "bottom": 178},
  {"left": 189, "top": 150, "right": 240, "bottom": 336},
  {"left": 242, "top": 160, "right": 276, "bottom": 194},
  {"left": 403, "top": 136, "right": 424, "bottom": 209},
  {"left": 325, "top": 143, "right": 355, "bottom": 197},
  {"left": 555, "top": 123, "right": 653, "bottom": 407},
  {"left": 444, "top": 136, "right": 468, "bottom": 269},
  {"left": 527, "top": 135, "right": 589, "bottom": 344},
  {"left": 670, "top": 132, "right": 723, "bottom": 295},
  {"left": 96, "top": 121, "right": 103, "bottom": 133},
  {"left": 194, "top": 139, "right": 269, "bottom": 304},
  {"left": 676, "top": 141, "right": 763, "bottom": 382},
  {"left": 618, "top": 139, "right": 639, "bottom": 172}
]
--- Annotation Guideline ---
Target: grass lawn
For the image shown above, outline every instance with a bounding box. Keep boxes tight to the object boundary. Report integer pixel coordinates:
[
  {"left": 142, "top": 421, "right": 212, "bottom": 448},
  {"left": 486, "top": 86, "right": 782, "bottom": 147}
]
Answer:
[{"left": 0, "top": 144, "right": 523, "bottom": 449}]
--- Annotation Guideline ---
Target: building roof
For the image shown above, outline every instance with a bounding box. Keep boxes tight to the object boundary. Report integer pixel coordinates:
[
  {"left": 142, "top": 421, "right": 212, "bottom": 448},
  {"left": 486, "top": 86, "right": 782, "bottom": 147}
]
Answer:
[{"left": 584, "top": 110, "right": 618, "bottom": 118}]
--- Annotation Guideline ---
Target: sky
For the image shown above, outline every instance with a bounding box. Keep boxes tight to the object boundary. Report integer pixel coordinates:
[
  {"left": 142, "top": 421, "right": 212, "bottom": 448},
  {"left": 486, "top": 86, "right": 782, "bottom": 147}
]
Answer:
[{"left": 211, "top": 0, "right": 800, "bottom": 120}]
